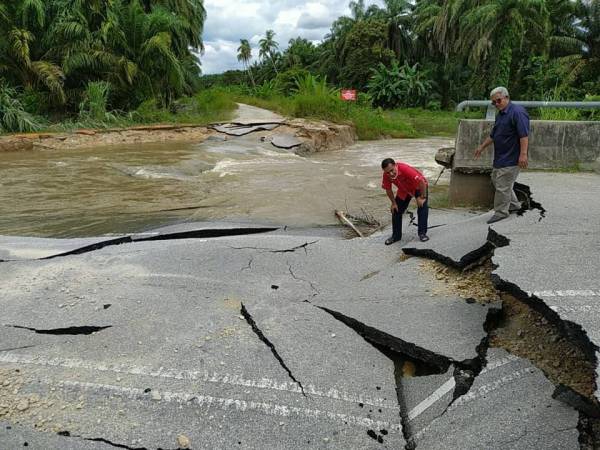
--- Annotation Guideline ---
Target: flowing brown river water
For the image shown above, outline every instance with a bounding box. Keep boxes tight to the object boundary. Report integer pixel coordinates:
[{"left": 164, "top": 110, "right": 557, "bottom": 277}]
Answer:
[{"left": 0, "top": 136, "right": 452, "bottom": 237}]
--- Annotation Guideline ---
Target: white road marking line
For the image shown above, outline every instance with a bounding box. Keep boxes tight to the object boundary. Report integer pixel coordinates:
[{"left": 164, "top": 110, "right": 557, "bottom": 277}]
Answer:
[
  {"left": 412, "top": 367, "right": 535, "bottom": 442},
  {"left": 550, "top": 305, "right": 600, "bottom": 314},
  {"left": 0, "top": 353, "right": 397, "bottom": 409},
  {"left": 407, "top": 354, "right": 519, "bottom": 422},
  {"left": 449, "top": 367, "right": 534, "bottom": 410},
  {"left": 530, "top": 290, "right": 600, "bottom": 298},
  {"left": 408, "top": 378, "right": 455, "bottom": 421},
  {"left": 43, "top": 379, "right": 404, "bottom": 433}
]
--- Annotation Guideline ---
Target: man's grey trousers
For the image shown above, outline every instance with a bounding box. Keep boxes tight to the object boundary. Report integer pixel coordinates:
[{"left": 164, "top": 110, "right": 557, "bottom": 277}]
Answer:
[{"left": 491, "top": 166, "right": 521, "bottom": 217}]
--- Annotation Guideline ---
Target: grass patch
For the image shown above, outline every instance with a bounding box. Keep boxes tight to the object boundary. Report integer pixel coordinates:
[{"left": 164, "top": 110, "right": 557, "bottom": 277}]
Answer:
[
  {"left": 38, "top": 88, "right": 237, "bottom": 134},
  {"left": 234, "top": 92, "right": 417, "bottom": 139},
  {"left": 233, "top": 90, "right": 472, "bottom": 139},
  {"left": 20, "top": 85, "right": 471, "bottom": 140},
  {"left": 384, "top": 108, "right": 479, "bottom": 137}
]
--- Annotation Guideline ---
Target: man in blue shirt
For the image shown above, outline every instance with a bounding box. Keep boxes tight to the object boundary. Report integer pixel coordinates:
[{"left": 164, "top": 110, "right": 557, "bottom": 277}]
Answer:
[{"left": 474, "top": 86, "right": 529, "bottom": 224}]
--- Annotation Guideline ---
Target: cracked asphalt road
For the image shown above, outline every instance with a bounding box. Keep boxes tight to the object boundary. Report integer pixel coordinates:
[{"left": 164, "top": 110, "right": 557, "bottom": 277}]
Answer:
[{"left": 0, "top": 172, "right": 598, "bottom": 449}]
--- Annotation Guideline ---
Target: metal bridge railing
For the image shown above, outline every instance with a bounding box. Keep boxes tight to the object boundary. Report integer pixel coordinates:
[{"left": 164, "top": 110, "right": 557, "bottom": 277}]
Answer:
[{"left": 456, "top": 100, "right": 600, "bottom": 120}]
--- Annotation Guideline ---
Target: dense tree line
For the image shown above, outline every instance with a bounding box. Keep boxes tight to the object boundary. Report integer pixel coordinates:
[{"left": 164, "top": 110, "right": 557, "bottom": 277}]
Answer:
[
  {"left": 0, "top": 0, "right": 205, "bottom": 126},
  {"left": 231, "top": 0, "right": 599, "bottom": 109}
]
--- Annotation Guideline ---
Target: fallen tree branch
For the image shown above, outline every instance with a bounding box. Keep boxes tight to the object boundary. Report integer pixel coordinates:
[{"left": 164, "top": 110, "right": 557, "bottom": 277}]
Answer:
[{"left": 335, "top": 210, "right": 363, "bottom": 237}]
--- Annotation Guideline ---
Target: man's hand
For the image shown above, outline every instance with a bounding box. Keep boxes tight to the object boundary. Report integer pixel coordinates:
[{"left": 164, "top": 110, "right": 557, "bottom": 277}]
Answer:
[
  {"left": 391, "top": 203, "right": 398, "bottom": 213},
  {"left": 416, "top": 197, "right": 426, "bottom": 208},
  {"left": 475, "top": 137, "right": 493, "bottom": 159},
  {"left": 519, "top": 154, "right": 528, "bottom": 169}
]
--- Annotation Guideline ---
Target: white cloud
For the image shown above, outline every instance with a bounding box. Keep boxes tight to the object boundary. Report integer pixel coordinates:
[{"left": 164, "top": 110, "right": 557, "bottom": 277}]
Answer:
[{"left": 200, "top": 0, "right": 384, "bottom": 74}]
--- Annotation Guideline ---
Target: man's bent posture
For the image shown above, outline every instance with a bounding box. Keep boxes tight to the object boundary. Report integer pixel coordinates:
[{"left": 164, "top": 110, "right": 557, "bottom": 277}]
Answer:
[{"left": 381, "top": 158, "right": 429, "bottom": 245}]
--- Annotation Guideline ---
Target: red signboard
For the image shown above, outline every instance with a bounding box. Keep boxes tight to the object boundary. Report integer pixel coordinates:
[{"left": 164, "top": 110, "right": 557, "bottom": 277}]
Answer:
[{"left": 341, "top": 89, "right": 357, "bottom": 101}]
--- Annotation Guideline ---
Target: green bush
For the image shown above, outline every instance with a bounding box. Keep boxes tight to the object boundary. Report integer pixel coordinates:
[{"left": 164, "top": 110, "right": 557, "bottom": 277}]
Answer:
[
  {"left": 0, "top": 82, "right": 44, "bottom": 133},
  {"left": 133, "top": 88, "right": 236, "bottom": 125},
  {"left": 251, "top": 80, "right": 281, "bottom": 99},
  {"left": 275, "top": 68, "right": 310, "bottom": 95},
  {"left": 292, "top": 94, "right": 346, "bottom": 121},
  {"left": 79, "top": 81, "right": 112, "bottom": 121},
  {"left": 537, "top": 88, "right": 581, "bottom": 120},
  {"left": 368, "top": 61, "right": 434, "bottom": 108}
]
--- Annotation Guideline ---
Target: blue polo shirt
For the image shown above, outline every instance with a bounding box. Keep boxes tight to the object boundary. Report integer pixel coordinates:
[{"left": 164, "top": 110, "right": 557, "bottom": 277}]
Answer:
[{"left": 490, "top": 102, "right": 530, "bottom": 168}]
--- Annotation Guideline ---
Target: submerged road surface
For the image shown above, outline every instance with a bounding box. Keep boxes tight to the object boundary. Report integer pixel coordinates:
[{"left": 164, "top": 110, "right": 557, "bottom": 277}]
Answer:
[{"left": 0, "top": 134, "right": 452, "bottom": 237}]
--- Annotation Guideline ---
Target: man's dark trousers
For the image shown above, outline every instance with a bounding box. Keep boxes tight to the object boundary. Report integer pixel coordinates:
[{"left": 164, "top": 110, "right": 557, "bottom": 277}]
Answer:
[{"left": 391, "top": 189, "right": 428, "bottom": 241}]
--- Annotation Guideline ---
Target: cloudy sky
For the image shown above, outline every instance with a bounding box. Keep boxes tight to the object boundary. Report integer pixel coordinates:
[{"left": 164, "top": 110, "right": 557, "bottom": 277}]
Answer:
[{"left": 201, "top": 0, "right": 383, "bottom": 74}]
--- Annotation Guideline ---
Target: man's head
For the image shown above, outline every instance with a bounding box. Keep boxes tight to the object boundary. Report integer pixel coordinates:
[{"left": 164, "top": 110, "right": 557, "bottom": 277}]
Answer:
[
  {"left": 381, "top": 158, "right": 397, "bottom": 179},
  {"left": 490, "top": 86, "right": 510, "bottom": 111}
]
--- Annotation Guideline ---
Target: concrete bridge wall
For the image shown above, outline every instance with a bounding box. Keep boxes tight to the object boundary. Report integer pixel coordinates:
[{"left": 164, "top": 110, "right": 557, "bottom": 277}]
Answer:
[
  {"left": 449, "top": 119, "right": 600, "bottom": 206},
  {"left": 454, "top": 119, "right": 600, "bottom": 171}
]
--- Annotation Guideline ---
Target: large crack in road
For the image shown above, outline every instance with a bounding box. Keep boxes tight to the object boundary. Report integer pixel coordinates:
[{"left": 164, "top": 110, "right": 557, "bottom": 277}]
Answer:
[
  {"left": 408, "top": 182, "right": 600, "bottom": 448},
  {"left": 313, "top": 302, "right": 498, "bottom": 449},
  {"left": 2, "top": 227, "right": 278, "bottom": 262}
]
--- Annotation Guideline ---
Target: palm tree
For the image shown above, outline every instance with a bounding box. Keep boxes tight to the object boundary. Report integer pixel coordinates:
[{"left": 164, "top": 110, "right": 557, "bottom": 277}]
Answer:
[
  {"left": 576, "top": 0, "right": 600, "bottom": 60},
  {"left": 547, "top": 0, "right": 600, "bottom": 87},
  {"left": 0, "top": 0, "right": 66, "bottom": 103},
  {"left": 413, "top": 0, "right": 473, "bottom": 59},
  {"left": 259, "top": 29, "right": 280, "bottom": 74},
  {"left": 369, "top": 0, "right": 414, "bottom": 61},
  {"left": 0, "top": 0, "right": 207, "bottom": 112},
  {"left": 237, "top": 39, "right": 256, "bottom": 87},
  {"left": 457, "top": 0, "right": 549, "bottom": 87},
  {"left": 349, "top": 0, "right": 367, "bottom": 21}
]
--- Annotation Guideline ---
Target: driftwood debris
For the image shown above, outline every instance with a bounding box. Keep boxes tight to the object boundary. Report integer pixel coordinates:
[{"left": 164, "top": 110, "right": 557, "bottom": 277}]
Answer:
[{"left": 335, "top": 210, "right": 363, "bottom": 237}]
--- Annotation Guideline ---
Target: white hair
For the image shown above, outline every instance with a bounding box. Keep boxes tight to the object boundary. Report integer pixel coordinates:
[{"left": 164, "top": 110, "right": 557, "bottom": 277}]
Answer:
[{"left": 490, "top": 86, "right": 509, "bottom": 98}]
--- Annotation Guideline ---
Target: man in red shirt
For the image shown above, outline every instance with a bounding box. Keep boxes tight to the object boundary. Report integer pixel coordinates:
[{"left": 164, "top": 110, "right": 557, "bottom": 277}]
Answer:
[{"left": 381, "top": 158, "right": 429, "bottom": 245}]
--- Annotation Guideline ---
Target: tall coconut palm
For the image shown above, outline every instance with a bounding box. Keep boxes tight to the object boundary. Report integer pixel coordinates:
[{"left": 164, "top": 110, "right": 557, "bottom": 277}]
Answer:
[
  {"left": 413, "top": 0, "right": 473, "bottom": 59},
  {"left": 457, "top": 0, "right": 549, "bottom": 87},
  {"left": 237, "top": 39, "right": 256, "bottom": 87},
  {"left": 259, "top": 29, "right": 279, "bottom": 74},
  {"left": 349, "top": 0, "right": 367, "bottom": 20},
  {"left": 548, "top": 0, "right": 600, "bottom": 86},
  {"left": 0, "top": 0, "right": 66, "bottom": 103},
  {"left": 369, "top": 0, "right": 414, "bottom": 61}
]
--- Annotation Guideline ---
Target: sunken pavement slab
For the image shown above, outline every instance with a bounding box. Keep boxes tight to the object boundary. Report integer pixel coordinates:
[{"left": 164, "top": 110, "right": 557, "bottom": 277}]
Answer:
[
  {"left": 414, "top": 349, "right": 579, "bottom": 449},
  {"left": 492, "top": 172, "right": 600, "bottom": 403}
]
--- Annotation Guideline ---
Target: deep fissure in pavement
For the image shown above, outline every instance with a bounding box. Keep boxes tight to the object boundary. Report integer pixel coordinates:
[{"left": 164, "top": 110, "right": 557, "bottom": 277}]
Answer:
[
  {"left": 239, "top": 303, "right": 306, "bottom": 396},
  {"left": 6, "top": 325, "right": 112, "bottom": 335},
  {"left": 135, "top": 228, "right": 278, "bottom": 243},
  {"left": 32, "top": 228, "right": 277, "bottom": 261},
  {"left": 41, "top": 236, "right": 133, "bottom": 260},
  {"left": 421, "top": 255, "right": 599, "bottom": 397},
  {"left": 316, "top": 304, "right": 496, "bottom": 449},
  {"left": 409, "top": 182, "right": 600, "bottom": 447},
  {"left": 57, "top": 431, "right": 181, "bottom": 450},
  {"left": 403, "top": 228, "right": 510, "bottom": 271},
  {"left": 317, "top": 306, "right": 452, "bottom": 373},
  {"left": 513, "top": 182, "right": 547, "bottom": 220}
]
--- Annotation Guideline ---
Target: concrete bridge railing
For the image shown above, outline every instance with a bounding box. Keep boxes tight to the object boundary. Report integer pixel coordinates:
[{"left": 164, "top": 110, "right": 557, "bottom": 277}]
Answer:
[
  {"left": 448, "top": 120, "right": 600, "bottom": 205},
  {"left": 454, "top": 120, "right": 600, "bottom": 171}
]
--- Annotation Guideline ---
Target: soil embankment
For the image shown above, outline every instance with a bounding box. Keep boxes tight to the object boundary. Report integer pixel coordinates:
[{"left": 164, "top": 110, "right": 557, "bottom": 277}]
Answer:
[{"left": 0, "top": 104, "right": 357, "bottom": 154}]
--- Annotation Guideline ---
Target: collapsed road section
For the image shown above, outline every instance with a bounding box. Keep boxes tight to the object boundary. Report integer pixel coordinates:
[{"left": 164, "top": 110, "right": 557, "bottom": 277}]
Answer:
[
  {"left": 402, "top": 172, "right": 600, "bottom": 448},
  {"left": 0, "top": 171, "right": 598, "bottom": 449}
]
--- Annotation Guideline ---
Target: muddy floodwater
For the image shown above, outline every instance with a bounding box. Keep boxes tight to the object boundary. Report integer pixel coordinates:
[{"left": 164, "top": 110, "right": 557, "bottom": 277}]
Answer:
[{"left": 0, "top": 136, "right": 452, "bottom": 237}]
